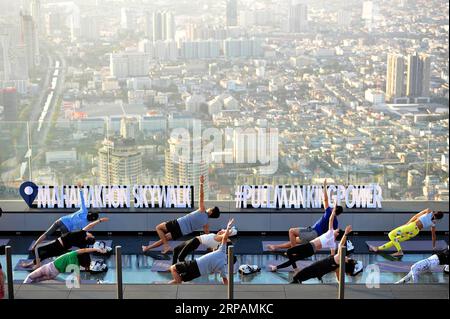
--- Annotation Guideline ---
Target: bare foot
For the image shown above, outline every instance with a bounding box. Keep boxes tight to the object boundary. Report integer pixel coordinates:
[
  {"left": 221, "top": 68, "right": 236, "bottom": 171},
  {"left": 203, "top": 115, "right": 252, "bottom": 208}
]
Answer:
[
  {"left": 267, "top": 245, "right": 276, "bottom": 251},
  {"left": 20, "top": 261, "right": 34, "bottom": 268},
  {"left": 161, "top": 246, "right": 172, "bottom": 254},
  {"left": 142, "top": 245, "right": 150, "bottom": 252},
  {"left": 368, "top": 245, "right": 378, "bottom": 253},
  {"left": 269, "top": 265, "right": 277, "bottom": 272},
  {"left": 391, "top": 251, "right": 403, "bottom": 258}
]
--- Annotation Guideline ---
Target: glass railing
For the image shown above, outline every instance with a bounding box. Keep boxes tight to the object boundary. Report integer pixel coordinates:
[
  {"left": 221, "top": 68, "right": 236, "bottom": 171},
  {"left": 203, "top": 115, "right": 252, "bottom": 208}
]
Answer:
[{"left": 0, "top": 118, "right": 448, "bottom": 202}]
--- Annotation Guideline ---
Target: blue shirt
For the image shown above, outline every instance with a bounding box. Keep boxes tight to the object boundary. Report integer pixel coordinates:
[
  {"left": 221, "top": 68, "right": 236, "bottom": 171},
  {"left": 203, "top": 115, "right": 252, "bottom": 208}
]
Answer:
[
  {"left": 312, "top": 207, "right": 338, "bottom": 236},
  {"left": 177, "top": 209, "right": 208, "bottom": 236},
  {"left": 196, "top": 243, "right": 227, "bottom": 278},
  {"left": 60, "top": 190, "right": 89, "bottom": 232}
]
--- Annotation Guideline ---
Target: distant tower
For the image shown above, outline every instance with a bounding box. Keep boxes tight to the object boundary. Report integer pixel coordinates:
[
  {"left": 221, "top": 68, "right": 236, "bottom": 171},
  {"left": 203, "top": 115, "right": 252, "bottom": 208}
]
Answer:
[
  {"left": 30, "top": 0, "right": 42, "bottom": 35},
  {"left": 0, "top": 34, "right": 11, "bottom": 81},
  {"left": 287, "top": 0, "right": 308, "bottom": 33},
  {"left": 152, "top": 11, "right": 163, "bottom": 41},
  {"left": 226, "top": 0, "right": 238, "bottom": 27},
  {"left": 406, "top": 53, "right": 431, "bottom": 98},
  {"left": 20, "top": 11, "right": 40, "bottom": 73},
  {"left": 385, "top": 53, "right": 405, "bottom": 102}
]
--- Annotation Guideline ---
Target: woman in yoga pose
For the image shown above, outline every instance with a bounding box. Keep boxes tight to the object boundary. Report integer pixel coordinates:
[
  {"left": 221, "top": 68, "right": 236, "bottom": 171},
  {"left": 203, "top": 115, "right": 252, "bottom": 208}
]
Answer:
[
  {"left": 270, "top": 204, "right": 349, "bottom": 272},
  {"left": 396, "top": 246, "right": 449, "bottom": 284},
  {"left": 23, "top": 247, "right": 105, "bottom": 284},
  {"left": 368, "top": 209, "right": 444, "bottom": 257},
  {"left": 291, "top": 229, "right": 363, "bottom": 284}
]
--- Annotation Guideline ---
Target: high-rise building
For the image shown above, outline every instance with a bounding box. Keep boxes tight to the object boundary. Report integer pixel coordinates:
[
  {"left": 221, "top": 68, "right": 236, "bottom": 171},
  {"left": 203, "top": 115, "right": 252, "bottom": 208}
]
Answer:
[
  {"left": 385, "top": 53, "right": 405, "bottom": 102},
  {"left": 110, "top": 52, "right": 149, "bottom": 79},
  {"left": 152, "top": 11, "right": 175, "bottom": 41},
  {"left": 226, "top": 0, "right": 238, "bottom": 26},
  {"left": 120, "top": 117, "right": 139, "bottom": 139},
  {"left": 0, "top": 87, "right": 18, "bottom": 121},
  {"left": 362, "top": 1, "right": 374, "bottom": 20},
  {"left": 0, "top": 34, "right": 11, "bottom": 81},
  {"left": 287, "top": 1, "right": 308, "bottom": 33},
  {"left": 98, "top": 136, "right": 143, "bottom": 185},
  {"left": 30, "top": 0, "right": 42, "bottom": 34},
  {"left": 71, "top": 15, "right": 99, "bottom": 41},
  {"left": 165, "top": 136, "right": 209, "bottom": 200},
  {"left": 144, "top": 12, "right": 153, "bottom": 39},
  {"left": 121, "top": 8, "right": 137, "bottom": 30},
  {"left": 336, "top": 10, "right": 351, "bottom": 28},
  {"left": 20, "top": 12, "right": 39, "bottom": 73},
  {"left": 406, "top": 53, "right": 431, "bottom": 98}
]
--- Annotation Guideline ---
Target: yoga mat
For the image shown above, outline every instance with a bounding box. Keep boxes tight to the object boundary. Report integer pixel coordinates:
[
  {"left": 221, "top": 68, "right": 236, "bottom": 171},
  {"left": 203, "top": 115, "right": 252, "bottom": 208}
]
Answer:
[
  {"left": 0, "top": 239, "right": 10, "bottom": 246},
  {"left": 265, "top": 259, "right": 314, "bottom": 272},
  {"left": 366, "top": 240, "right": 448, "bottom": 252},
  {"left": 262, "top": 241, "right": 331, "bottom": 252},
  {"left": 146, "top": 240, "right": 209, "bottom": 252},
  {"left": 14, "top": 258, "right": 52, "bottom": 271},
  {"left": 151, "top": 260, "right": 172, "bottom": 272},
  {"left": 28, "top": 239, "right": 113, "bottom": 252},
  {"left": 375, "top": 261, "right": 445, "bottom": 273}
]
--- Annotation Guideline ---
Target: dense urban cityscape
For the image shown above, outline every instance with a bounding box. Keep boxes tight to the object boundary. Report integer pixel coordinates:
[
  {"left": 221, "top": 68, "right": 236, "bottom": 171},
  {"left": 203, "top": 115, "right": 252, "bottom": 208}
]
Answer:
[{"left": 0, "top": 0, "right": 448, "bottom": 201}]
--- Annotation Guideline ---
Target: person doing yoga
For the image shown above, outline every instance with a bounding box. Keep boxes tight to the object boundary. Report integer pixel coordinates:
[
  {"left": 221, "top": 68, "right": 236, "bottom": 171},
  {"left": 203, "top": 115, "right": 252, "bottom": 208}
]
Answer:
[
  {"left": 291, "top": 229, "right": 363, "bottom": 284},
  {"left": 169, "top": 218, "right": 236, "bottom": 284},
  {"left": 23, "top": 247, "right": 105, "bottom": 284},
  {"left": 270, "top": 205, "right": 349, "bottom": 272},
  {"left": 142, "top": 175, "right": 220, "bottom": 254},
  {"left": 21, "top": 217, "right": 109, "bottom": 269},
  {"left": 31, "top": 181, "right": 101, "bottom": 252},
  {"left": 396, "top": 246, "right": 449, "bottom": 284},
  {"left": 267, "top": 179, "right": 342, "bottom": 251},
  {"left": 368, "top": 208, "right": 444, "bottom": 257},
  {"left": 172, "top": 226, "right": 238, "bottom": 265}
]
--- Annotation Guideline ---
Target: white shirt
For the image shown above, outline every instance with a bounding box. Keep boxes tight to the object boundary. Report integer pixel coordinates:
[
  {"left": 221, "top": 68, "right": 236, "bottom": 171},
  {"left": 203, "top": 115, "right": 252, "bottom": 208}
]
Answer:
[
  {"left": 199, "top": 233, "right": 220, "bottom": 249},
  {"left": 318, "top": 229, "right": 336, "bottom": 249}
]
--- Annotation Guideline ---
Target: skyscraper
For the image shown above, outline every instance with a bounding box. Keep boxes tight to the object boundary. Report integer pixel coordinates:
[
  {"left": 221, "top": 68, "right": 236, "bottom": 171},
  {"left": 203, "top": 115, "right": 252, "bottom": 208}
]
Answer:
[
  {"left": 406, "top": 53, "right": 431, "bottom": 98},
  {"left": 385, "top": 53, "right": 405, "bottom": 102},
  {"left": 152, "top": 11, "right": 163, "bottom": 41},
  {"left": 121, "top": 8, "right": 137, "bottom": 31},
  {"left": 20, "top": 12, "right": 39, "bottom": 73},
  {"left": 98, "top": 137, "right": 143, "bottom": 185},
  {"left": 287, "top": 1, "right": 308, "bottom": 33},
  {"left": 0, "top": 34, "right": 11, "bottom": 81},
  {"left": 30, "top": 0, "right": 42, "bottom": 35},
  {"left": 165, "top": 136, "right": 209, "bottom": 200},
  {"left": 226, "top": 0, "right": 238, "bottom": 27},
  {"left": 152, "top": 11, "right": 175, "bottom": 41}
]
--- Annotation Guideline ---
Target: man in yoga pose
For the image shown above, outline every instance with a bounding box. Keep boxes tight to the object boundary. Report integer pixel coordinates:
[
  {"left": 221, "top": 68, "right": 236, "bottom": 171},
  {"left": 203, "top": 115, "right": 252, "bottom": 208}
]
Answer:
[
  {"left": 291, "top": 228, "right": 363, "bottom": 284},
  {"left": 270, "top": 204, "right": 350, "bottom": 272},
  {"left": 142, "top": 175, "right": 220, "bottom": 254},
  {"left": 169, "top": 218, "right": 235, "bottom": 284},
  {"left": 172, "top": 226, "right": 238, "bottom": 265},
  {"left": 267, "top": 179, "right": 342, "bottom": 251},
  {"left": 23, "top": 247, "right": 106, "bottom": 284},
  {"left": 396, "top": 246, "right": 449, "bottom": 284},
  {"left": 368, "top": 209, "right": 444, "bottom": 257},
  {"left": 31, "top": 181, "right": 101, "bottom": 251},
  {"left": 21, "top": 217, "right": 109, "bottom": 269}
]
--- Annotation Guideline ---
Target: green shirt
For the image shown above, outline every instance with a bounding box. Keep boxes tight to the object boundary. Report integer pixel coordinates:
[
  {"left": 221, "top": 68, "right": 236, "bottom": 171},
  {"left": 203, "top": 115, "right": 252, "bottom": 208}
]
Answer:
[{"left": 53, "top": 251, "right": 79, "bottom": 273}]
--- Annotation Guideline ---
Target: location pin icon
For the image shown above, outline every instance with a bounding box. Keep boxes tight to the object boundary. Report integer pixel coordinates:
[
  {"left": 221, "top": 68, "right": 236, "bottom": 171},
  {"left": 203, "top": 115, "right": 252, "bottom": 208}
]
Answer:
[{"left": 19, "top": 181, "right": 39, "bottom": 208}]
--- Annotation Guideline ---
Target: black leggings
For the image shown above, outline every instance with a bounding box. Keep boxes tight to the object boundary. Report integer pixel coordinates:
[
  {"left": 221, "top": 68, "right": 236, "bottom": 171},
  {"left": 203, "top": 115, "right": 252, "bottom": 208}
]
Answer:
[
  {"left": 34, "top": 240, "right": 66, "bottom": 264},
  {"left": 172, "top": 237, "right": 201, "bottom": 265},
  {"left": 276, "top": 242, "right": 315, "bottom": 270}
]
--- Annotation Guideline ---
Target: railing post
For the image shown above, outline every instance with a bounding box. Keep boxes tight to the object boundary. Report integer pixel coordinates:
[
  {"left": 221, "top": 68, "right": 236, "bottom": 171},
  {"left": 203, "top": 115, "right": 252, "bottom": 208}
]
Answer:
[
  {"left": 6, "top": 246, "right": 14, "bottom": 299},
  {"left": 115, "top": 246, "right": 123, "bottom": 299},
  {"left": 227, "top": 245, "right": 234, "bottom": 300},
  {"left": 338, "top": 246, "right": 346, "bottom": 300}
]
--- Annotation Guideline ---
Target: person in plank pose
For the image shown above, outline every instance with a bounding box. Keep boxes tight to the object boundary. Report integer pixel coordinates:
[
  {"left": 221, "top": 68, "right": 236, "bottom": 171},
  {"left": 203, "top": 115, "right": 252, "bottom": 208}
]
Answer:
[
  {"left": 368, "top": 209, "right": 443, "bottom": 257},
  {"left": 142, "top": 175, "right": 220, "bottom": 254},
  {"left": 270, "top": 203, "right": 349, "bottom": 272},
  {"left": 291, "top": 228, "right": 363, "bottom": 284},
  {"left": 21, "top": 217, "right": 109, "bottom": 269},
  {"left": 172, "top": 226, "right": 238, "bottom": 265},
  {"left": 169, "top": 218, "right": 236, "bottom": 284},
  {"left": 23, "top": 247, "right": 105, "bottom": 284},
  {"left": 31, "top": 181, "right": 101, "bottom": 252},
  {"left": 267, "top": 179, "right": 342, "bottom": 251}
]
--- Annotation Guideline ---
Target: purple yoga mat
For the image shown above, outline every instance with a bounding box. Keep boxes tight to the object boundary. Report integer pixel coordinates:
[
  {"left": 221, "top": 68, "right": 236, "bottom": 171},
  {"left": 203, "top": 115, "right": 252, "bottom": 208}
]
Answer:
[
  {"left": 0, "top": 239, "right": 10, "bottom": 246},
  {"left": 375, "top": 261, "right": 445, "bottom": 273},
  {"left": 14, "top": 258, "right": 52, "bottom": 271},
  {"left": 28, "top": 239, "right": 113, "bottom": 251},
  {"left": 151, "top": 260, "right": 172, "bottom": 272},
  {"left": 366, "top": 240, "right": 448, "bottom": 252},
  {"left": 146, "top": 240, "right": 209, "bottom": 252},
  {"left": 262, "top": 241, "right": 329, "bottom": 252},
  {"left": 265, "top": 259, "right": 314, "bottom": 272}
]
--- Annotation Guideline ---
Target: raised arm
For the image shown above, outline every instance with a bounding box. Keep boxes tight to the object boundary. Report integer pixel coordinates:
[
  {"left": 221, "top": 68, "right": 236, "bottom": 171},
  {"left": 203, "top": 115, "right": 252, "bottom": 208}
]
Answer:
[
  {"left": 328, "top": 200, "right": 337, "bottom": 231},
  {"left": 221, "top": 218, "right": 234, "bottom": 246},
  {"left": 76, "top": 181, "right": 87, "bottom": 212},
  {"left": 199, "top": 175, "right": 205, "bottom": 211},
  {"left": 83, "top": 217, "right": 109, "bottom": 231},
  {"left": 335, "top": 225, "right": 352, "bottom": 262},
  {"left": 323, "top": 179, "right": 329, "bottom": 209}
]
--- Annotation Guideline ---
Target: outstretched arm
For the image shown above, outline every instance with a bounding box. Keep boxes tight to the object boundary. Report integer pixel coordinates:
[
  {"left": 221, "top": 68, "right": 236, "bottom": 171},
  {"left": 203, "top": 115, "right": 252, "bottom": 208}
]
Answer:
[
  {"left": 323, "top": 179, "right": 329, "bottom": 209},
  {"left": 335, "top": 225, "right": 352, "bottom": 263},
  {"left": 328, "top": 200, "right": 337, "bottom": 231},
  {"left": 221, "top": 218, "right": 234, "bottom": 246},
  {"left": 76, "top": 247, "right": 105, "bottom": 255},
  {"left": 77, "top": 181, "right": 87, "bottom": 212},
  {"left": 199, "top": 175, "right": 205, "bottom": 211},
  {"left": 83, "top": 217, "right": 109, "bottom": 231}
]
